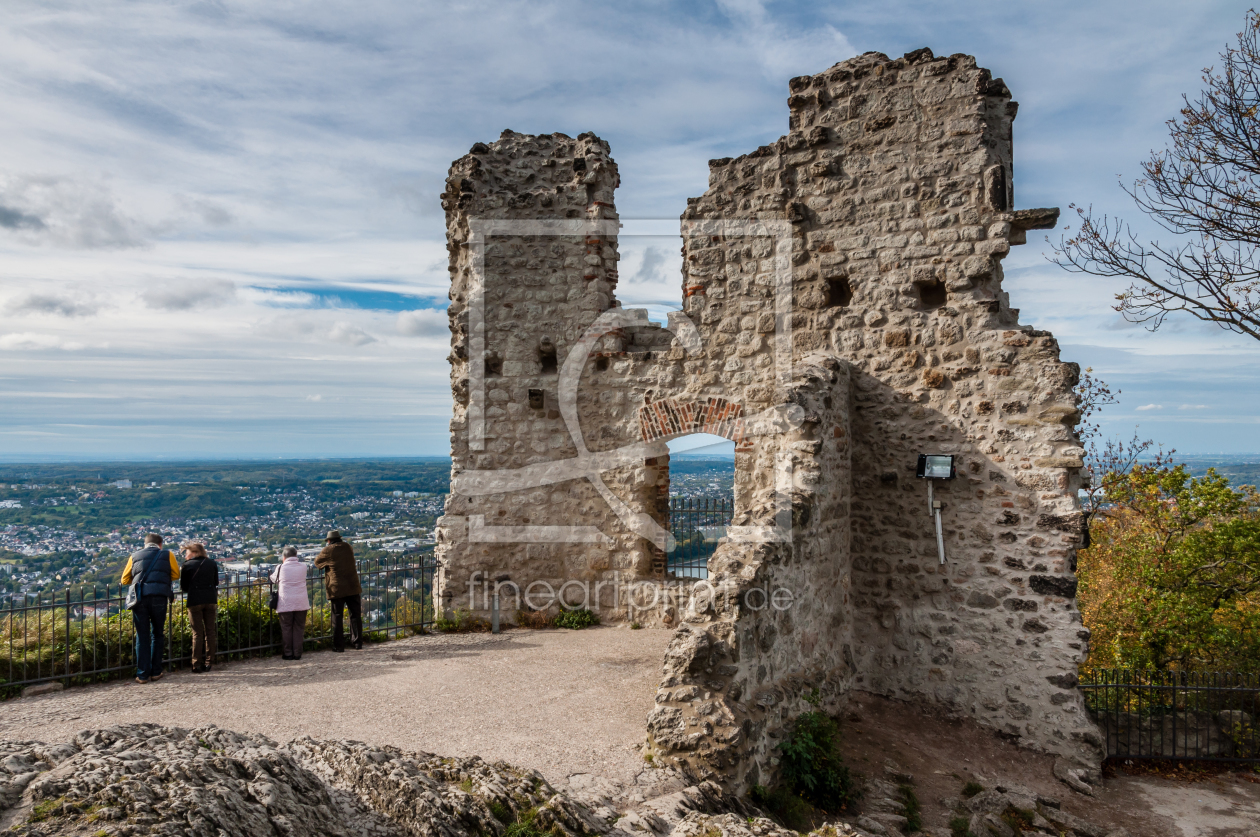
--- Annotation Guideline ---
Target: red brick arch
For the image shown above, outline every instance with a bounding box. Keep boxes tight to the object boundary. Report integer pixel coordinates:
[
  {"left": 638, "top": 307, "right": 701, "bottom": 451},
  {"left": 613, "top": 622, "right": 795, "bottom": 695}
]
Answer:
[{"left": 638, "top": 397, "right": 752, "bottom": 451}]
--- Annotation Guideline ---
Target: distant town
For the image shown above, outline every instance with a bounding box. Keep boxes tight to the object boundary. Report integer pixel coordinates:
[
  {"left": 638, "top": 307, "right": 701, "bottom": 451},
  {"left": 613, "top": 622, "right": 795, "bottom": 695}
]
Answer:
[{"left": 0, "top": 456, "right": 736, "bottom": 603}]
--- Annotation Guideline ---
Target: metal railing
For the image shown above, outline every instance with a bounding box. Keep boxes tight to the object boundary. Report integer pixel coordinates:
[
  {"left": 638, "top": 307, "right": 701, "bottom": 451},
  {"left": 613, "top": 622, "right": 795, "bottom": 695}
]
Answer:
[
  {"left": 668, "top": 497, "right": 732, "bottom": 580},
  {"left": 0, "top": 552, "right": 436, "bottom": 696},
  {"left": 1080, "top": 669, "right": 1260, "bottom": 762}
]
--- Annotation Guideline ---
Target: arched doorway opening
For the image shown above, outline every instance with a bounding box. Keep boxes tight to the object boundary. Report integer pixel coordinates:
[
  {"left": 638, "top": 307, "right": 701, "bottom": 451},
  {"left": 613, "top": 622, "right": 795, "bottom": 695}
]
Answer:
[{"left": 663, "top": 433, "right": 733, "bottom": 579}]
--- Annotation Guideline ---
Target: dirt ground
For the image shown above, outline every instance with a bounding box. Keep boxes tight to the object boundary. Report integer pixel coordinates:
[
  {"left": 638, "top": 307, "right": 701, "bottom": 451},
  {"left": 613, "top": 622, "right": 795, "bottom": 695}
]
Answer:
[
  {"left": 3, "top": 629, "right": 1259, "bottom": 836},
  {"left": 0, "top": 626, "right": 672, "bottom": 789},
  {"left": 839, "top": 691, "right": 1260, "bottom": 837}
]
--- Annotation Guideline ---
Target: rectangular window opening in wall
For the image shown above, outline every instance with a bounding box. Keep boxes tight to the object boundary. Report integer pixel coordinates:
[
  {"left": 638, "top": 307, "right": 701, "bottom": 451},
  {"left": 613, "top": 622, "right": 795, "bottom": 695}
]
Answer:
[
  {"left": 485, "top": 353, "right": 503, "bottom": 377},
  {"left": 918, "top": 279, "right": 947, "bottom": 308},
  {"left": 827, "top": 275, "right": 852, "bottom": 308},
  {"left": 527, "top": 389, "right": 544, "bottom": 410},
  {"left": 539, "top": 339, "right": 558, "bottom": 374}
]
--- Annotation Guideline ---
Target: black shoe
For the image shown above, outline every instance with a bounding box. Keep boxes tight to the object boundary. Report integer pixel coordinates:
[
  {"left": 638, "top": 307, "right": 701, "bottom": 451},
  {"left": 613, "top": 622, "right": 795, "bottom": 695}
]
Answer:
[
  {"left": 191, "top": 665, "right": 204, "bottom": 674},
  {"left": 332, "top": 646, "right": 345, "bottom": 653},
  {"left": 352, "top": 643, "right": 362, "bottom": 650},
  {"left": 281, "top": 654, "right": 294, "bottom": 660}
]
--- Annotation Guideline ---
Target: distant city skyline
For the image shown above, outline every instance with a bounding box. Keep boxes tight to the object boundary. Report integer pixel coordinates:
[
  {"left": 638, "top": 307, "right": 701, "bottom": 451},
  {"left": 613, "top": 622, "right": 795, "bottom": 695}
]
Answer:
[{"left": 1, "top": 1, "right": 1258, "bottom": 458}]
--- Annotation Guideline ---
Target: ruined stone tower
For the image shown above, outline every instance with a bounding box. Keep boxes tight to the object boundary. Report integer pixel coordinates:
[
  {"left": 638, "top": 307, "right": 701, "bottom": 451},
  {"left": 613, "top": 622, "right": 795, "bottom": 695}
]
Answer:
[{"left": 435, "top": 48, "right": 1102, "bottom": 787}]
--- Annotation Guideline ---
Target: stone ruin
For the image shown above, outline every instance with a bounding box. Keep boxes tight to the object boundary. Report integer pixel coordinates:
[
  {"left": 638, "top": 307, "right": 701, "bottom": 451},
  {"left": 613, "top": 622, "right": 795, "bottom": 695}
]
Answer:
[{"left": 434, "top": 48, "right": 1103, "bottom": 790}]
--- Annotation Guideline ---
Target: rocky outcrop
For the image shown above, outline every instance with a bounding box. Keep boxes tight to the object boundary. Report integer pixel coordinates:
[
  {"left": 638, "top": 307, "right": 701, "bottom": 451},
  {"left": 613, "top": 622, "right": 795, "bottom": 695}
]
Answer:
[
  {"left": 0, "top": 725, "right": 619, "bottom": 837},
  {"left": 0, "top": 725, "right": 793, "bottom": 837}
]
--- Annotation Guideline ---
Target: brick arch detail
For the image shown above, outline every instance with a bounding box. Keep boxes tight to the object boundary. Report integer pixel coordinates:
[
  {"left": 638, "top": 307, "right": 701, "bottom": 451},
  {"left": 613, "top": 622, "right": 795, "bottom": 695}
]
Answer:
[{"left": 638, "top": 397, "right": 752, "bottom": 451}]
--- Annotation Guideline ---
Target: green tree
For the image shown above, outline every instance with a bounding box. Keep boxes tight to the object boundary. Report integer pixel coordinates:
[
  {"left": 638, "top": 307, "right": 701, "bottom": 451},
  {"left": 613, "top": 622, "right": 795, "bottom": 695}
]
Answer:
[{"left": 1079, "top": 464, "right": 1260, "bottom": 671}]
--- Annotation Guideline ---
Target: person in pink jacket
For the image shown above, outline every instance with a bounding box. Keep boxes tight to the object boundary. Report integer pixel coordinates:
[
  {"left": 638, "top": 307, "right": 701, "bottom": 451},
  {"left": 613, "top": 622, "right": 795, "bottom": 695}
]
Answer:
[{"left": 270, "top": 546, "right": 310, "bottom": 660}]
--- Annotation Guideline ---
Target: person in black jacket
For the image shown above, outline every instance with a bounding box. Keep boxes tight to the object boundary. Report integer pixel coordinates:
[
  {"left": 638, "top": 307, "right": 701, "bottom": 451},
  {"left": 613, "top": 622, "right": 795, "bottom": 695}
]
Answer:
[
  {"left": 179, "top": 543, "right": 220, "bottom": 673},
  {"left": 121, "top": 533, "right": 181, "bottom": 683}
]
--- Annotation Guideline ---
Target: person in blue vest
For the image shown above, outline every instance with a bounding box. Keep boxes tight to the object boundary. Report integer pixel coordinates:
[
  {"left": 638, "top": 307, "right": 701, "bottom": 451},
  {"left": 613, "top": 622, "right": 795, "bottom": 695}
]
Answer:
[{"left": 120, "top": 533, "right": 181, "bottom": 684}]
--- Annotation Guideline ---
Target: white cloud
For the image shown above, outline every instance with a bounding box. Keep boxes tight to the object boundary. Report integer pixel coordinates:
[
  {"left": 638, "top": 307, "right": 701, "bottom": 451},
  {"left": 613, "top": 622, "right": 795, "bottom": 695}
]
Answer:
[
  {"left": 0, "top": 173, "right": 148, "bottom": 249},
  {"left": 1135, "top": 404, "right": 1163, "bottom": 411},
  {"left": 328, "top": 321, "right": 375, "bottom": 347},
  {"left": 141, "top": 278, "right": 236, "bottom": 311},
  {"left": 396, "top": 309, "right": 447, "bottom": 338},
  {"left": 6, "top": 292, "right": 99, "bottom": 317},
  {"left": 0, "top": 0, "right": 1255, "bottom": 456},
  {"left": 0, "top": 332, "right": 86, "bottom": 351}
]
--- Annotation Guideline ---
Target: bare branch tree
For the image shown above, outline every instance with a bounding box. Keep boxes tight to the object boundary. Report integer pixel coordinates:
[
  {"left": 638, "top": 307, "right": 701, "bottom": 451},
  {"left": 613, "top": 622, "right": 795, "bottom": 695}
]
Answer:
[{"left": 1051, "top": 10, "right": 1260, "bottom": 341}]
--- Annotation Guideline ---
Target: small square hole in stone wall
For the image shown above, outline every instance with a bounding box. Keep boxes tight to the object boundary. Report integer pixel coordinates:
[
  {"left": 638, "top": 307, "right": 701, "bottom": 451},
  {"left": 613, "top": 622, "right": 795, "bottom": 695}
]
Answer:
[
  {"left": 918, "top": 279, "right": 947, "bottom": 308},
  {"left": 485, "top": 353, "right": 503, "bottom": 377},
  {"left": 528, "top": 389, "right": 545, "bottom": 410},
  {"left": 594, "top": 356, "right": 609, "bottom": 371},
  {"left": 539, "top": 342, "right": 558, "bottom": 374},
  {"left": 827, "top": 276, "right": 852, "bottom": 308}
]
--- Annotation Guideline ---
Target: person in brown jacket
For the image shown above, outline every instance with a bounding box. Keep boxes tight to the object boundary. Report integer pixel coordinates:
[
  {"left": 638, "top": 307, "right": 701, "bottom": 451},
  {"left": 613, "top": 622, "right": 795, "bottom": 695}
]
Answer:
[{"left": 315, "top": 530, "right": 362, "bottom": 651}]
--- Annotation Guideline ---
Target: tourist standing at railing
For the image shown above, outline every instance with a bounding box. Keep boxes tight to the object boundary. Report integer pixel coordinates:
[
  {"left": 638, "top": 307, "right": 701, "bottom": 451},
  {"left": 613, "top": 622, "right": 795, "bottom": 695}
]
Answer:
[
  {"left": 315, "top": 530, "right": 362, "bottom": 652},
  {"left": 270, "top": 546, "right": 309, "bottom": 660},
  {"left": 120, "top": 533, "right": 180, "bottom": 684},
  {"left": 179, "top": 542, "right": 219, "bottom": 674}
]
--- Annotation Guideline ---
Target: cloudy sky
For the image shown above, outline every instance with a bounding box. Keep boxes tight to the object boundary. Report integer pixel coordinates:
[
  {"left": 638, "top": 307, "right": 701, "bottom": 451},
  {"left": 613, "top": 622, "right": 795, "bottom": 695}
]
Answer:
[{"left": 0, "top": 0, "right": 1256, "bottom": 460}]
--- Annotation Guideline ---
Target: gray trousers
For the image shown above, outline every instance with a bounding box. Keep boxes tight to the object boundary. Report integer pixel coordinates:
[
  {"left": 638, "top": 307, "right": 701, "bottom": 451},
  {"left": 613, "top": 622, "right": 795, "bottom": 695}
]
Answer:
[{"left": 279, "top": 610, "right": 307, "bottom": 658}]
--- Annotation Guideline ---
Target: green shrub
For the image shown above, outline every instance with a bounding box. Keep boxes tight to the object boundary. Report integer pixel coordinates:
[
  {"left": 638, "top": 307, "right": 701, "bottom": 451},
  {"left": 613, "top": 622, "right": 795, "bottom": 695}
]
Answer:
[
  {"left": 747, "top": 691, "right": 859, "bottom": 831},
  {"left": 775, "top": 692, "right": 858, "bottom": 814},
  {"left": 748, "top": 784, "right": 811, "bottom": 832},
  {"left": 503, "top": 807, "right": 551, "bottom": 837},
  {"left": 948, "top": 815, "right": 975, "bottom": 837},
  {"left": 898, "top": 785, "right": 921, "bottom": 833},
  {"left": 1000, "top": 808, "right": 1035, "bottom": 832},
  {"left": 961, "top": 781, "right": 984, "bottom": 798},
  {"left": 434, "top": 608, "right": 491, "bottom": 633},
  {"left": 554, "top": 608, "right": 599, "bottom": 630}
]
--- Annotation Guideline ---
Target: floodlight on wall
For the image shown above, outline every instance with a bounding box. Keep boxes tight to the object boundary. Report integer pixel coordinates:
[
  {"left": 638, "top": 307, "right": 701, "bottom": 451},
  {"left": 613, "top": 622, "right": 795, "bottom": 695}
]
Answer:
[{"left": 915, "top": 454, "right": 955, "bottom": 565}]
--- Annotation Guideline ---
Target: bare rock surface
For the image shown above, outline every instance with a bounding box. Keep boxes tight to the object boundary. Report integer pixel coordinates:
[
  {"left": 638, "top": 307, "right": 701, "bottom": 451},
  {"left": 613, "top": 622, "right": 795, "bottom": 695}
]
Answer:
[{"left": 0, "top": 724, "right": 861, "bottom": 837}]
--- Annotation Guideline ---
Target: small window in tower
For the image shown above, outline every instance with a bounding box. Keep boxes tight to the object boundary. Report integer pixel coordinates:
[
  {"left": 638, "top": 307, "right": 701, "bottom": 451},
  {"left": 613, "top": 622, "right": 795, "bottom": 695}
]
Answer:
[
  {"left": 539, "top": 338, "right": 558, "bottom": 374},
  {"left": 528, "top": 389, "right": 545, "bottom": 410},
  {"left": 827, "top": 275, "right": 852, "bottom": 308},
  {"left": 918, "top": 279, "right": 947, "bottom": 308},
  {"left": 484, "top": 353, "right": 503, "bottom": 377}
]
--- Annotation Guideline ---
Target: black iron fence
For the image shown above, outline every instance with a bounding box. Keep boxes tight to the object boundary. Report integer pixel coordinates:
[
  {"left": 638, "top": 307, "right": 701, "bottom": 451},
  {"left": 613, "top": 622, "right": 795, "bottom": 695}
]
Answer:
[
  {"left": 0, "top": 552, "right": 436, "bottom": 696},
  {"left": 1080, "top": 669, "right": 1260, "bottom": 762},
  {"left": 668, "top": 497, "right": 732, "bottom": 579}
]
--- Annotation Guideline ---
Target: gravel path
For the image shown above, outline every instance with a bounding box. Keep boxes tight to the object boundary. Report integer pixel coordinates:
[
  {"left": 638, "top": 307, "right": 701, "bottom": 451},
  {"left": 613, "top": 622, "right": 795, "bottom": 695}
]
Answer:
[{"left": 0, "top": 625, "right": 672, "bottom": 789}]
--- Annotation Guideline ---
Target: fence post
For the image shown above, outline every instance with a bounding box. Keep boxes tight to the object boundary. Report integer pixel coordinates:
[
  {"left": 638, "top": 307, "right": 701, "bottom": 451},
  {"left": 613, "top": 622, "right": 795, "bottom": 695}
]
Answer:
[{"left": 63, "top": 588, "right": 70, "bottom": 688}]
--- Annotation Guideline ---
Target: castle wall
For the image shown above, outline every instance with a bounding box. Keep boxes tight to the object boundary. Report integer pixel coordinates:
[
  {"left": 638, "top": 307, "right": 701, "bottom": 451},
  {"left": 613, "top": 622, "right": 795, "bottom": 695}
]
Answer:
[
  {"left": 435, "top": 131, "right": 665, "bottom": 621},
  {"left": 655, "top": 48, "right": 1100, "bottom": 779},
  {"left": 436, "top": 46, "right": 1103, "bottom": 790}
]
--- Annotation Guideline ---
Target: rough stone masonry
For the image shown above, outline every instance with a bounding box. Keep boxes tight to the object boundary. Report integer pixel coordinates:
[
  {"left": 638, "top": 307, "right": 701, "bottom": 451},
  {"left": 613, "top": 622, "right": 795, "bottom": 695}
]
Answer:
[{"left": 435, "top": 47, "right": 1102, "bottom": 790}]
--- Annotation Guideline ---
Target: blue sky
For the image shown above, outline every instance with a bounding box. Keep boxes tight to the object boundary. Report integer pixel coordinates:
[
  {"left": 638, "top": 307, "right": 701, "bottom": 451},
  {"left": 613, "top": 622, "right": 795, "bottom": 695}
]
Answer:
[{"left": 0, "top": 0, "right": 1256, "bottom": 459}]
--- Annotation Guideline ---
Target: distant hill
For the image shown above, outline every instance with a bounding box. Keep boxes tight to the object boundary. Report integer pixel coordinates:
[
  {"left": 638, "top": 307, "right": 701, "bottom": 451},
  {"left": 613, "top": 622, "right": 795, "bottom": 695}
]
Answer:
[{"left": 1178, "top": 454, "right": 1260, "bottom": 487}]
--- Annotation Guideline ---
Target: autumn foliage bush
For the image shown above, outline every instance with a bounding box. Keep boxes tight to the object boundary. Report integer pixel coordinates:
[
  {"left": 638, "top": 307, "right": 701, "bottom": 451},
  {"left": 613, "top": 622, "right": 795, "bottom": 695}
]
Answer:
[{"left": 1078, "top": 464, "right": 1260, "bottom": 672}]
